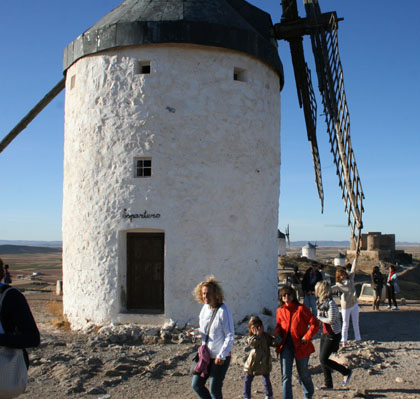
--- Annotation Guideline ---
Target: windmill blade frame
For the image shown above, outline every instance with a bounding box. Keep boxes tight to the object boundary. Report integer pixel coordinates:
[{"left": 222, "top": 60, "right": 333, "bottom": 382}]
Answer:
[
  {"left": 0, "top": 78, "right": 65, "bottom": 154},
  {"left": 304, "top": 2, "right": 364, "bottom": 251}
]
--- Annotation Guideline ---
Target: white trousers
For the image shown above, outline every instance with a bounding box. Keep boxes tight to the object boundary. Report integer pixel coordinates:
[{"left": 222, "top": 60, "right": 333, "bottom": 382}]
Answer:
[{"left": 341, "top": 303, "right": 361, "bottom": 342}]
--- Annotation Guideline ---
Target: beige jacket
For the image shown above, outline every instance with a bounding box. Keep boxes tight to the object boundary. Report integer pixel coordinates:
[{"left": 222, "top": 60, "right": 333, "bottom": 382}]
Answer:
[
  {"left": 243, "top": 333, "right": 277, "bottom": 375},
  {"left": 332, "top": 259, "right": 358, "bottom": 309}
]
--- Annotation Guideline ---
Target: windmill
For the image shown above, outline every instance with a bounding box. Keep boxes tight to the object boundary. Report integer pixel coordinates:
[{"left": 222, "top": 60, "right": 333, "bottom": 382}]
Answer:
[
  {"left": 274, "top": 0, "right": 364, "bottom": 254},
  {"left": 0, "top": 0, "right": 364, "bottom": 255},
  {"left": 285, "top": 224, "right": 291, "bottom": 248}
]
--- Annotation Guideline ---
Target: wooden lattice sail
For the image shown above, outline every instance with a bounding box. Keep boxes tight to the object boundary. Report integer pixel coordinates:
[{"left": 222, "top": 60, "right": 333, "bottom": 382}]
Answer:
[{"left": 276, "top": 0, "right": 365, "bottom": 253}]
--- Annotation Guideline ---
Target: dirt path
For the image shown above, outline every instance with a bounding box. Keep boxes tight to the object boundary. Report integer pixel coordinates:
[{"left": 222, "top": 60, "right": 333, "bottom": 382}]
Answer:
[{"left": 20, "top": 293, "right": 420, "bottom": 399}]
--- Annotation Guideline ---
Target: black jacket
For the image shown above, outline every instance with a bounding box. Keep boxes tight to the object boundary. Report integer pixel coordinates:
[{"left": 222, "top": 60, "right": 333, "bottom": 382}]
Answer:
[
  {"left": 301, "top": 268, "right": 323, "bottom": 294},
  {"left": 371, "top": 271, "right": 384, "bottom": 290},
  {"left": 0, "top": 285, "right": 40, "bottom": 367}
]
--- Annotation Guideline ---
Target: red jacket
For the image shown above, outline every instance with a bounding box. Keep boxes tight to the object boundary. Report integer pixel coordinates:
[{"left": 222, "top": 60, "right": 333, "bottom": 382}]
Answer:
[{"left": 274, "top": 302, "right": 320, "bottom": 360}]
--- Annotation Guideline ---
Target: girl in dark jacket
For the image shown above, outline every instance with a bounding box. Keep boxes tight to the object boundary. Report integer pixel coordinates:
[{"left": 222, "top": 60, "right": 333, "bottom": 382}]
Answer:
[{"left": 371, "top": 266, "right": 383, "bottom": 310}]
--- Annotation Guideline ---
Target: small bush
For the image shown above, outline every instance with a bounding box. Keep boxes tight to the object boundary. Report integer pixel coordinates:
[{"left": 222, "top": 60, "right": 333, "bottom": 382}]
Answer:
[{"left": 46, "top": 300, "right": 71, "bottom": 330}]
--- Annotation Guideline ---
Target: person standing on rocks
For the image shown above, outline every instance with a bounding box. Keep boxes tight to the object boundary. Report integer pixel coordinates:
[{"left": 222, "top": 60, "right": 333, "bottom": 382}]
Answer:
[
  {"left": 301, "top": 262, "right": 323, "bottom": 316},
  {"left": 332, "top": 257, "right": 361, "bottom": 347},
  {"left": 188, "top": 276, "right": 234, "bottom": 399},
  {"left": 371, "top": 265, "right": 384, "bottom": 310},
  {"left": 315, "top": 280, "right": 353, "bottom": 391},
  {"left": 386, "top": 265, "right": 399, "bottom": 310},
  {"left": 274, "top": 286, "right": 320, "bottom": 399}
]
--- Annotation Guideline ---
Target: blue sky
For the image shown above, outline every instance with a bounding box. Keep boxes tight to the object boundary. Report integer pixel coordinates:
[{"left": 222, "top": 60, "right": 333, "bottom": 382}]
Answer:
[{"left": 0, "top": 0, "right": 419, "bottom": 243}]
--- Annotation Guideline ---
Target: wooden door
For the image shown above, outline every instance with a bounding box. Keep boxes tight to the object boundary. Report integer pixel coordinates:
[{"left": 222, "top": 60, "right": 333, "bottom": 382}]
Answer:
[{"left": 127, "top": 232, "right": 164, "bottom": 312}]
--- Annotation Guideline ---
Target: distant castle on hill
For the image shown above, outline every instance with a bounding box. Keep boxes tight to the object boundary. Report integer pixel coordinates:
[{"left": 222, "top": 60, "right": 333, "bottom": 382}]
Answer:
[{"left": 347, "top": 232, "right": 412, "bottom": 263}]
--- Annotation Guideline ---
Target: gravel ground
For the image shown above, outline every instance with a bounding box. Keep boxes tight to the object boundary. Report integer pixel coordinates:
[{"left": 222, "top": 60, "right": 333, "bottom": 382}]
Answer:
[{"left": 18, "top": 292, "right": 420, "bottom": 399}]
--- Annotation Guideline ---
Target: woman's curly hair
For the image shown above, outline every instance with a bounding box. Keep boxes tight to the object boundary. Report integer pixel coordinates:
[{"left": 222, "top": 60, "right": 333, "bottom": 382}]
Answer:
[
  {"left": 193, "top": 275, "right": 224, "bottom": 306},
  {"left": 335, "top": 267, "right": 348, "bottom": 283}
]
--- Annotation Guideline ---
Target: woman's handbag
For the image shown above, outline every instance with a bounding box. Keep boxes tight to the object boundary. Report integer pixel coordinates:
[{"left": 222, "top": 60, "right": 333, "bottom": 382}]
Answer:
[
  {"left": 189, "top": 306, "right": 220, "bottom": 376},
  {"left": 0, "top": 287, "right": 28, "bottom": 399}
]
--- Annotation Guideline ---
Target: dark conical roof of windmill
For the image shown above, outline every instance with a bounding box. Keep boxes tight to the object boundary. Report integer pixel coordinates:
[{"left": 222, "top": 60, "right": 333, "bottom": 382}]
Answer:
[{"left": 63, "top": 0, "right": 283, "bottom": 86}]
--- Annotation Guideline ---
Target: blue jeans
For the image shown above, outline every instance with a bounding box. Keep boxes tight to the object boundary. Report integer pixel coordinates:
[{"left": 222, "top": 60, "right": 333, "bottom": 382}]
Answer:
[
  {"left": 192, "top": 357, "right": 231, "bottom": 399},
  {"left": 303, "top": 294, "right": 317, "bottom": 316},
  {"left": 243, "top": 373, "right": 273, "bottom": 398},
  {"left": 281, "top": 344, "right": 314, "bottom": 399}
]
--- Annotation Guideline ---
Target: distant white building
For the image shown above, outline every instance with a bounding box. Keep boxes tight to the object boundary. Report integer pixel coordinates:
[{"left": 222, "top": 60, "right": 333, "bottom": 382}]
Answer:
[
  {"left": 61, "top": 0, "right": 284, "bottom": 329},
  {"left": 334, "top": 252, "right": 346, "bottom": 267},
  {"left": 302, "top": 242, "right": 317, "bottom": 260},
  {"left": 278, "top": 230, "right": 287, "bottom": 257}
]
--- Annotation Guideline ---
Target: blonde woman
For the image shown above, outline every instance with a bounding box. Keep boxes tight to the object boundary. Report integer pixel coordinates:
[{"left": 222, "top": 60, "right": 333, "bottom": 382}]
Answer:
[
  {"left": 315, "top": 281, "right": 352, "bottom": 390},
  {"left": 187, "top": 277, "right": 234, "bottom": 399}
]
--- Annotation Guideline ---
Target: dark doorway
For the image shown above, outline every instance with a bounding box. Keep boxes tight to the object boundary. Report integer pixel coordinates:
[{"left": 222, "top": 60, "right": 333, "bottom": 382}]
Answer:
[{"left": 126, "top": 232, "right": 164, "bottom": 312}]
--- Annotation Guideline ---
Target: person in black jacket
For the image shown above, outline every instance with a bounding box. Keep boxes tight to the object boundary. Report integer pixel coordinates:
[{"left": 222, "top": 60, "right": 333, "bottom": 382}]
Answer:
[
  {"left": 301, "top": 262, "right": 323, "bottom": 316},
  {"left": 371, "top": 265, "right": 383, "bottom": 311},
  {"left": 0, "top": 258, "right": 40, "bottom": 368}
]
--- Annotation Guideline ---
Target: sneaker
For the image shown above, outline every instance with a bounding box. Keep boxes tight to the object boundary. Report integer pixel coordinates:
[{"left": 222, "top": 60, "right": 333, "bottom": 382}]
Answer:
[
  {"left": 342, "top": 369, "right": 353, "bottom": 387},
  {"left": 264, "top": 396, "right": 274, "bottom": 399},
  {"left": 392, "top": 306, "right": 399, "bottom": 310},
  {"left": 386, "top": 305, "right": 391, "bottom": 309},
  {"left": 316, "top": 386, "right": 333, "bottom": 391}
]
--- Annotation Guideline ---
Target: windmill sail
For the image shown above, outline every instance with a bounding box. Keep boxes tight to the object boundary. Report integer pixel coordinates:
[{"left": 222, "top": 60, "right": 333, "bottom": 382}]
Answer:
[
  {"left": 304, "top": 1, "right": 364, "bottom": 251},
  {"left": 276, "top": 0, "right": 365, "bottom": 254},
  {"left": 279, "top": 0, "right": 324, "bottom": 212},
  {"left": 0, "top": 78, "right": 65, "bottom": 153}
]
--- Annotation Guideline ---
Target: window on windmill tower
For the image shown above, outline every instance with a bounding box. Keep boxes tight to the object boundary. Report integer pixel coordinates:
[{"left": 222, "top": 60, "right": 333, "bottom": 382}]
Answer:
[
  {"left": 136, "top": 61, "right": 151, "bottom": 75},
  {"left": 233, "top": 67, "right": 247, "bottom": 82},
  {"left": 70, "top": 75, "right": 76, "bottom": 89},
  {"left": 135, "top": 158, "right": 152, "bottom": 177}
]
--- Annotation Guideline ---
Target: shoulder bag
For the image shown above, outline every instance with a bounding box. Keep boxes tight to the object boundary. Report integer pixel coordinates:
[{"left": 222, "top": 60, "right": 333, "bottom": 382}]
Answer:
[
  {"left": 0, "top": 287, "right": 28, "bottom": 399},
  {"left": 189, "top": 306, "right": 220, "bottom": 375}
]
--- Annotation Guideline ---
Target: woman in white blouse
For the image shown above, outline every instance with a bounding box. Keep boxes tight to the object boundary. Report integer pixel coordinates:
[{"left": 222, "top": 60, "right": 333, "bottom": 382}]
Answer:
[{"left": 188, "top": 276, "right": 234, "bottom": 399}]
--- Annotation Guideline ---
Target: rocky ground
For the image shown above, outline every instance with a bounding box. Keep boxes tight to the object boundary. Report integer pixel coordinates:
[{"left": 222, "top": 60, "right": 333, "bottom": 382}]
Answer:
[{"left": 16, "top": 291, "right": 420, "bottom": 399}]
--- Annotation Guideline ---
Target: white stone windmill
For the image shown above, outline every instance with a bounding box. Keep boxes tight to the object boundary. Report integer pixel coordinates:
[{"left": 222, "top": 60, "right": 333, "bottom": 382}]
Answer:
[{"left": 1, "top": 0, "right": 364, "bottom": 329}]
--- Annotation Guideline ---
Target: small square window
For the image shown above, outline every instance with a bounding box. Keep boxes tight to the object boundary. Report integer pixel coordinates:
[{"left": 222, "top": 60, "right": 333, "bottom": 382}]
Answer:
[
  {"left": 233, "top": 67, "right": 247, "bottom": 82},
  {"left": 70, "top": 75, "right": 76, "bottom": 89},
  {"left": 135, "top": 158, "right": 152, "bottom": 177},
  {"left": 137, "top": 61, "right": 151, "bottom": 75}
]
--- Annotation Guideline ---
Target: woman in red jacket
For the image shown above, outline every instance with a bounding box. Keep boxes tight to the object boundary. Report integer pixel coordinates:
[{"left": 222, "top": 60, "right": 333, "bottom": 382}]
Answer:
[{"left": 274, "top": 286, "right": 320, "bottom": 399}]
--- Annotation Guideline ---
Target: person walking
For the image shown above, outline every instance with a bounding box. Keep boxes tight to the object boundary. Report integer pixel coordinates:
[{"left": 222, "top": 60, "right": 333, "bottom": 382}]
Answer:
[
  {"left": 332, "top": 258, "right": 361, "bottom": 347},
  {"left": 274, "top": 286, "right": 320, "bottom": 399},
  {"left": 386, "top": 265, "right": 399, "bottom": 310},
  {"left": 371, "top": 265, "right": 384, "bottom": 310},
  {"left": 315, "top": 280, "right": 353, "bottom": 390},
  {"left": 188, "top": 276, "right": 234, "bottom": 399},
  {"left": 243, "top": 316, "right": 278, "bottom": 399},
  {"left": 0, "top": 257, "right": 40, "bottom": 397},
  {"left": 301, "top": 262, "right": 323, "bottom": 316}
]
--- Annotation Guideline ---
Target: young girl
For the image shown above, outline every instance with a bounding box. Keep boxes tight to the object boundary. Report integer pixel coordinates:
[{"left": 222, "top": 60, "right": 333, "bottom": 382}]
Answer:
[
  {"left": 315, "top": 281, "right": 352, "bottom": 390},
  {"left": 243, "top": 316, "right": 278, "bottom": 399}
]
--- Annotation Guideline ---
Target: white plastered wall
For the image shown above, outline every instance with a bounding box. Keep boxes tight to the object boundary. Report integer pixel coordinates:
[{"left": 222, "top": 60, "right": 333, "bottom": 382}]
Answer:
[{"left": 62, "top": 44, "right": 281, "bottom": 329}]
